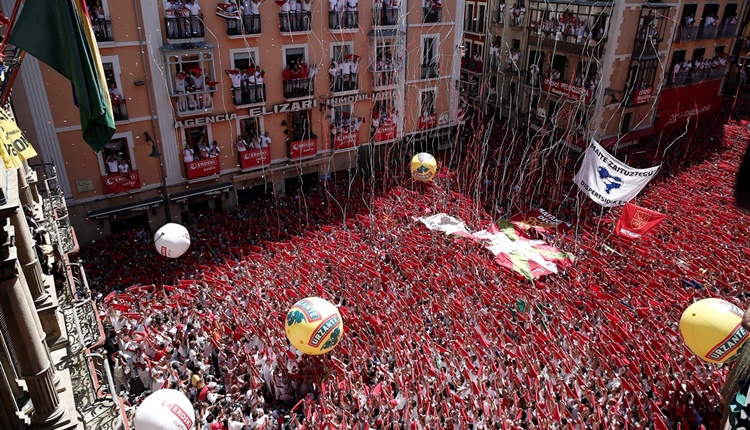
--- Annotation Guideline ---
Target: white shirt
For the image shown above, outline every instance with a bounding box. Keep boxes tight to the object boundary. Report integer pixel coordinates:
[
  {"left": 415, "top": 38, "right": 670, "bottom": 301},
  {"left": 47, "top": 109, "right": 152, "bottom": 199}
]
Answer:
[
  {"left": 261, "top": 135, "right": 271, "bottom": 147},
  {"left": 187, "top": 2, "right": 201, "bottom": 16},
  {"left": 108, "top": 159, "right": 119, "bottom": 173},
  {"left": 249, "top": 0, "right": 260, "bottom": 14},
  {"left": 118, "top": 162, "right": 130, "bottom": 173},
  {"left": 229, "top": 73, "right": 241, "bottom": 87},
  {"left": 341, "top": 61, "right": 352, "bottom": 74},
  {"left": 184, "top": 148, "right": 195, "bottom": 162},
  {"left": 175, "top": 77, "right": 186, "bottom": 92},
  {"left": 164, "top": 1, "right": 176, "bottom": 16},
  {"left": 302, "top": 0, "right": 311, "bottom": 11}
]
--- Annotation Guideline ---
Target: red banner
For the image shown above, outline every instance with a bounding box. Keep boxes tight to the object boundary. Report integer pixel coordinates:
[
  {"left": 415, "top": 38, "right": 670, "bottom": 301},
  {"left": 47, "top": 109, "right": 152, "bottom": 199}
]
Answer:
[
  {"left": 103, "top": 171, "right": 141, "bottom": 194},
  {"left": 657, "top": 79, "right": 721, "bottom": 110},
  {"left": 419, "top": 115, "right": 437, "bottom": 130},
  {"left": 239, "top": 148, "right": 270, "bottom": 169},
  {"left": 633, "top": 87, "right": 653, "bottom": 105},
  {"left": 186, "top": 158, "right": 220, "bottom": 179},
  {"left": 510, "top": 208, "right": 570, "bottom": 235},
  {"left": 653, "top": 96, "right": 722, "bottom": 133},
  {"left": 614, "top": 202, "right": 666, "bottom": 241},
  {"left": 374, "top": 123, "right": 397, "bottom": 141},
  {"left": 334, "top": 131, "right": 359, "bottom": 150},
  {"left": 289, "top": 138, "right": 317, "bottom": 159},
  {"left": 543, "top": 78, "right": 591, "bottom": 104}
]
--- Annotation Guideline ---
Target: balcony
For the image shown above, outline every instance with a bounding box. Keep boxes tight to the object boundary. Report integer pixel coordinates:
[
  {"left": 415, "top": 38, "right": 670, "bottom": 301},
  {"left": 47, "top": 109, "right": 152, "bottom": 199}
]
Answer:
[
  {"left": 164, "top": 16, "right": 205, "bottom": 40},
  {"left": 527, "top": 32, "right": 605, "bottom": 57},
  {"left": 461, "top": 58, "right": 484, "bottom": 74},
  {"left": 333, "top": 130, "right": 359, "bottom": 150},
  {"left": 330, "top": 73, "right": 359, "bottom": 93},
  {"left": 423, "top": 6, "right": 441, "bottom": 23},
  {"left": 280, "top": 12, "right": 312, "bottom": 33},
  {"left": 112, "top": 99, "right": 128, "bottom": 121},
  {"left": 329, "top": 11, "right": 358, "bottom": 29},
  {"left": 91, "top": 17, "right": 114, "bottom": 42},
  {"left": 632, "top": 36, "right": 662, "bottom": 58},
  {"left": 421, "top": 63, "right": 439, "bottom": 79},
  {"left": 239, "top": 147, "right": 271, "bottom": 170},
  {"left": 231, "top": 83, "right": 266, "bottom": 106},
  {"left": 718, "top": 23, "right": 737, "bottom": 38},
  {"left": 666, "top": 65, "right": 727, "bottom": 87},
  {"left": 283, "top": 78, "right": 314, "bottom": 99},
  {"left": 174, "top": 87, "right": 217, "bottom": 114},
  {"left": 698, "top": 25, "right": 719, "bottom": 40},
  {"left": 226, "top": 14, "right": 261, "bottom": 35},
  {"left": 673, "top": 25, "right": 697, "bottom": 42},
  {"left": 496, "top": 8, "right": 504, "bottom": 25},
  {"left": 373, "top": 6, "right": 399, "bottom": 26},
  {"left": 373, "top": 122, "right": 397, "bottom": 141},
  {"left": 372, "top": 69, "right": 396, "bottom": 88}
]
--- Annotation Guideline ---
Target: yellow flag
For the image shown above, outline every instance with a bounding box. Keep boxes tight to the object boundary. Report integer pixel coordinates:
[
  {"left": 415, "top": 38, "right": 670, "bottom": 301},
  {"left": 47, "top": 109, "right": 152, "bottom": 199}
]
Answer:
[{"left": 0, "top": 108, "right": 38, "bottom": 169}]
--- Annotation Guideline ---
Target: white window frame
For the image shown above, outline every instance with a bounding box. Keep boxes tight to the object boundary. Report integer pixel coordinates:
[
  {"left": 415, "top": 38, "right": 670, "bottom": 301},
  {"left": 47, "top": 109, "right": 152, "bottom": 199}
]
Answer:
[
  {"left": 330, "top": 41, "right": 355, "bottom": 64},
  {"left": 230, "top": 48, "right": 260, "bottom": 69},
  {"left": 180, "top": 124, "right": 214, "bottom": 155},
  {"left": 101, "top": 55, "right": 123, "bottom": 96},
  {"left": 421, "top": 34, "right": 439, "bottom": 66},
  {"left": 235, "top": 115, "right": 266, "bottom": 137},
  {"left": 164, "top": 50, "right": 217, "bottom": 97},
  {"left": 282, "top": 44, "right": 309, "bottom": 69},
  {"left": 96, "top": 131, "right": 136, "bottom": 176},
  {"left": 465, "top": 3, "right": 475, "bottom": 31},
  {"left": 419, "top": 87, "right": 437, "bottom": 115},
  {"left": 473, "top": 41, "right": 484, "bottom": 59},
  {"left": 477, "top": 4, "right": 486, "bottom": 33}
]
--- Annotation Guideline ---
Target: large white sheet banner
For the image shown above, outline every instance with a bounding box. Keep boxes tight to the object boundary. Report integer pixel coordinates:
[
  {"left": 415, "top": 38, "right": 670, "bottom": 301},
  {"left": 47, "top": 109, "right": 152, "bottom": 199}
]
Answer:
[{"left": 574, "top": 139, "right": 660, "bottom": 207}]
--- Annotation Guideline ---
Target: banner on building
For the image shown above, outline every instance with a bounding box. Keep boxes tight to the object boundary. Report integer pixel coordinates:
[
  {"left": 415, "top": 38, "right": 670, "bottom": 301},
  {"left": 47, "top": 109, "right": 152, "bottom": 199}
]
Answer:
[
  {"left": 186, "top": 158, "right": 220, "bottom": 179},
  {"left": 0, "top": 108, "right": 38, "bottom": 169},
  {"left": 289, "top": 138, "right": 317, "bottom": 159},
  {"left": 240, "top": 148, "right": 270, "bottom": 169},
  {"left": 103, "top": 171, "right": 140, "bottom": 194},
  {"left": 614, "top": 202, "right": 667, "bottom": 240},
  {"left": 374, "top": 124, "right": 397, "bottom": 142},
  {"left": 574, "top": 139, "right": 660, "bottom": 207},
  {"left": 334, "top": 131, "right": 359, "bottom": 150}
]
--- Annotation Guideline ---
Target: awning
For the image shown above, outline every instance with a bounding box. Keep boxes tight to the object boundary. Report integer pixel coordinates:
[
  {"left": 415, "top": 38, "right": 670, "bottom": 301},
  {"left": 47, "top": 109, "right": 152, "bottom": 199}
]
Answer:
[
  {"left": 168, "top": 182, "right": 232, "bottom": 202},
  {"left": 88, "top": 197, "right": 163, "bottom": 220},
  {"left": 600, "top": 127, "right": 655, "bottom": 148}
]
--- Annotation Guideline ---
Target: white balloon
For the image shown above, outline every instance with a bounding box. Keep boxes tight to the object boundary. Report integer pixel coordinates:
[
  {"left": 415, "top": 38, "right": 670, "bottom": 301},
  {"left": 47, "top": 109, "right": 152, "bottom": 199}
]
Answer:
[
  {"left": 154, "top": 223, "right": 191, "bottom": 259},
  {"left": 134, "top": 389, "right": 195, "bottom": 430}
]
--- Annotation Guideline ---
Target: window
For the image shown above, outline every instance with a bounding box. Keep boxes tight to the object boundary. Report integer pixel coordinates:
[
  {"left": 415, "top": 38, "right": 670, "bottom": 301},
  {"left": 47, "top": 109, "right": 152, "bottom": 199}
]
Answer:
[
  {"left": 671, "top": 50, "right": 686, "bottom": 70},
  {"left": 423, "top": 0, "right": 441, "bottom": 23},
  {"left": 512, "top": 39, "right": 520, "bottom": 51},
  {"left": 283, "top": 46, "right": 313, "bottom": 98},
  {"left": 420, "top": 89, "right": 436, "bottom": 116},
  {"left": 86, "top": 0, "right": 113, "bottom": 42},
  {"left": 99, "top": 135, "right": 136, "bottom": 176},
  {"left": 184, "top": 125, "right": 210, "bottom": 160},
  {"left": 332, "top": 104, "right": 354, "bottom": 135},
  {"left": 692, "top": 48, "right": 705, "bottom": 62},
  {"left": 330, "top": 43, "right": 358, "bottom": 92},
  {"left": 552, "top": 55, "right": 567, "bottom": 79},
  {"left": 239, "top": 117, "right": 262, "bottom": 143},
  {"left": 477, "top": 4, "right": 486, "bottom": 33},
  {"left": 289, "top": 110, "right": 315, "bottom": 142},
  {"left": 165, "top": 50, "right": 217, "bottom": 114},
  {"left": 101, "top": 56, "right": 127, "bottom": 121},
  {"left": 465, "top": 3, "right": 475, "bottom": 32},
  {"left": 625, "top": 59, "right": 658, "bottom": 104},
  {"left": 231, "top": 50, "right": 258, "bottom": 70},
  {"left": 421, "top": 36, "right": 438, "bottom": 79},
  {"left": 621, "top": 112, "right": 632, "bottom": 134}
]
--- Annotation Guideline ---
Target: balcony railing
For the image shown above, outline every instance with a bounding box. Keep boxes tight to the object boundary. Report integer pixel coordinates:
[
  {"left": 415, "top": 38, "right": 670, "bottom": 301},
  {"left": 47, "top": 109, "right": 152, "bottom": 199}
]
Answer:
[
  {"left": 697, "top": 25, "right": 718, "bottom": 39},
  {"left": 112, "top": 99, "right": 128, "bottom": 121},
  {"left": 226, "top": 14, "right": 261, "bottom": 35},
  {"left": 91, "top": 17, "right": 114, "bottom": 42},
  {"left": 666, "top": 65, "right": 727, "bottom": 87},
  {"left": 173, "top": 88, "right": 216, "bottom": 114},
  {"left": 283, "top": 78, "right": 314, "bottom": 99},
  {"left": 421, "top": 63, "right": 439, "bottom": 79},
  {"left": 373, "top": 7, "right": 399, "bottom": 26},
  {"left": 331, "top": 73, "right": 359, "bottom": 93},
  {"left": 673, "top": 25, "right": 698, "bottom": 42},
  {"left": 632, "top": 37, "right": 662, "bottom": 58},
  {"left": 372, "top": 69, "right": 396, "bottom": 87},
  {"left": 280, "top": 12, "right": 312, "bottom": 32},
  {"left": 527, "top": 33, "right": 606, "bottom": 57},
  {"left": 423, "top": 6, "right": 441, "bottom": 23},
  {"left": 232, "top": 83, "right": 266, "bottom": 106},
  {"left": 329, "top": 11, "right": 358, "bottom": 29},
  {"left": 164, "top": 16, "right": 205, "bottom": 39},
  {"left": 718, "top": 23, "right": 737, "bottom": 38}
]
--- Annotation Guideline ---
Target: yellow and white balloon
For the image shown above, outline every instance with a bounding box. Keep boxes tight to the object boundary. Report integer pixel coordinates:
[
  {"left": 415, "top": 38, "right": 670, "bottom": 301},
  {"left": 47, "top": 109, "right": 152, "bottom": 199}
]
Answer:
[
  {"left": 285, "top": 297, "right": 344, "bottom": 355},
  {"left": 679, "top": 298, "right": 749, "bottom": 363},
  {"left": 410, "top": 153, "right": 437, "bottom": 182}
]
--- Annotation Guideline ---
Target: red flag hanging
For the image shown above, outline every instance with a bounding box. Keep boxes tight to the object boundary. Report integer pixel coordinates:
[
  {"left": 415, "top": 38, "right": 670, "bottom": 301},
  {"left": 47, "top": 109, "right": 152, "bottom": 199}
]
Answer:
[{"left": 614, "top": 202, "right": 667, "bottom": 241}]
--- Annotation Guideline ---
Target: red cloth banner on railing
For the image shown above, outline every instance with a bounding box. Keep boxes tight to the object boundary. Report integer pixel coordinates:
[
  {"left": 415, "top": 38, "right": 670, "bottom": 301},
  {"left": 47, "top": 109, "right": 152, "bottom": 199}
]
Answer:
[
  {"left": 240, "top": 148, "right": 270, "bottom": 169},
  {"left": 374, "top": 123, "right": 397, "bottom": 141},
  {"left": 103, "top": 170, "right": 140, "bottom": 194},
  {"left": 334, "top": 131, "right": 359, "bottom": 150},
  {"left": 186, "top": 158, "right": 220, "bottom": 179},
  {"left": 289, "top": 138, "right": 317, "bottom": 159},
  {"left": 543, "top": 78, "right": 591, "bottom": 104}
]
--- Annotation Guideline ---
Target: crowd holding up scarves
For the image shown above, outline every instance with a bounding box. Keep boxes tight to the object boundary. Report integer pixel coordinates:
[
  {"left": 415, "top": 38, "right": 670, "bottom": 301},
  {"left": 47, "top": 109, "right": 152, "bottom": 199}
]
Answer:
[{"left": 82, "top": 102, "right": 750, "bottom": 429}]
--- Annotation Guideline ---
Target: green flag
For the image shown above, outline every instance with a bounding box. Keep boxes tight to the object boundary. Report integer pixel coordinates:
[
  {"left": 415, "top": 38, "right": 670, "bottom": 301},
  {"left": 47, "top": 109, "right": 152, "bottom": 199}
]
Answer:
[{"left": 9, "top": 0, "right": 115, "bottom": 152}]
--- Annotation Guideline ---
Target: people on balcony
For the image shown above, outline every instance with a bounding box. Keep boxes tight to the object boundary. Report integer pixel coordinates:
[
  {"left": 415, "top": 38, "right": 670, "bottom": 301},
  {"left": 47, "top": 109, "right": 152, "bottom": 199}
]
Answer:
[
  {"left": 497, "top": 3, "right": 504, "bottom": 24},
  {"left": 175, "top": 70, "right": 189, "bottom": 111},
  {"left": 374, "top": 0, "right": 399, "bottom": 25},
  {"left": 208, "top": 140, "right": 221, "bottom": 158},
  {"left": 164, "top": 0, "right": 179, "bottom": 38},
  {"left": 185, "top": 0, "right": 203, "bottom": 35},
  {"left": 670, "top": 54, "right": 727, "bottom": 85},
  {"left": 184, "top": 143, "right": 196, "bottom": 162},
  {"left": 529, "top": 63, "right": 540, "bottom": 86},
  {"left": 510, "top": 3, "right": 525, "bottom": 27},
  {"left": 504, "top": 48, "right": 520, "bottom": 72},
  {"left": 118, "top": 158, "right": 131, "bottom": 174},
  {"left": 236, "top": 135, "right": 248, "bottom": 152},
  {"left": 529, "top": 16, "right": 605, "bottom": 42},
  {"left": 489, "top": 41, "right": 500, "bottom": 69},
  {"left": 107, "top": 154, "right": 119, "bottom": 174}
]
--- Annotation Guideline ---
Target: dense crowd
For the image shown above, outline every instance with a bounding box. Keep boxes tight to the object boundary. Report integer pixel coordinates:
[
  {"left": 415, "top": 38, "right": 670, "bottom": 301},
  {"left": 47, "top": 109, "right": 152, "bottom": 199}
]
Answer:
[{"left": 81, "top": 102, "right": 750, "bottom": 429}]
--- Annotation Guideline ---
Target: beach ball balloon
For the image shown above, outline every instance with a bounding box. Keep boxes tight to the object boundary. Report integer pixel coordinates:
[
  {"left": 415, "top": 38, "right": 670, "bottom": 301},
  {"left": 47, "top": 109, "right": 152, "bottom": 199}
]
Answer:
[
  {"left": 154, "top": 223, "right": 191, "bottom": 258},
  {"left": 285, "top": 297, "right": 344, "bottom": 355},
  {"left": 410, "top": 152, "right": 437, "bottom": 182},
  {"left": 679, "top": 298, "right": 749, "bottom": 363},
  {"left": 134, "top": 389, "right": 195, "bottom": 430}
]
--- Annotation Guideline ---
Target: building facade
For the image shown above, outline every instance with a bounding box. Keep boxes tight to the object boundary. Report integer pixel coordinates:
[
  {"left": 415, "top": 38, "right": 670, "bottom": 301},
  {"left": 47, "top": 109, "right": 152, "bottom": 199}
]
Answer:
[
  {"left": 478, "top": 0, "right": 744, "bottom": 150},
  {"left": 7, "top": 0, "right": 465, "bottom": 244}
]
